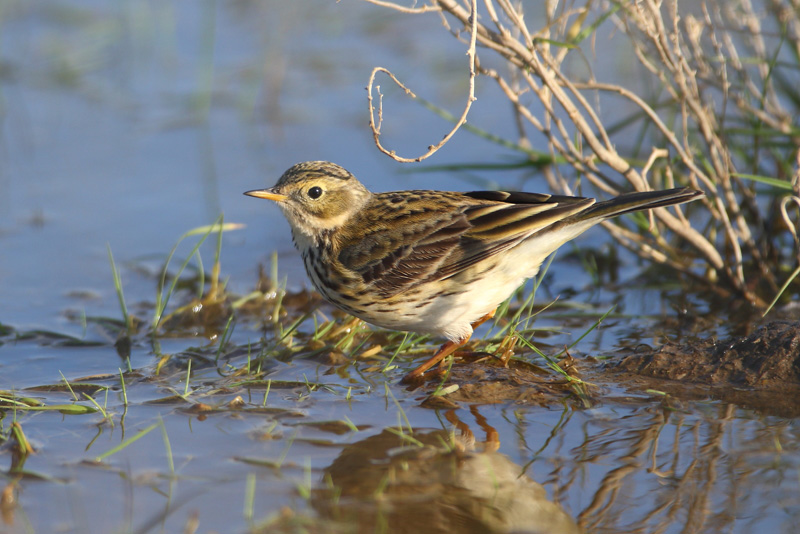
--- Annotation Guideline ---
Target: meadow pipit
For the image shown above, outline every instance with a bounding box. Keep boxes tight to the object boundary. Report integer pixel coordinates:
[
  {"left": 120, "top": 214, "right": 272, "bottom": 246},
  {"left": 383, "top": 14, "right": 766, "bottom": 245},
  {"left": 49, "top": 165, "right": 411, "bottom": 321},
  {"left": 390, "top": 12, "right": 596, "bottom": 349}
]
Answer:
[{"left": 246, "top": 161, "right": 703, "bottom": 383}]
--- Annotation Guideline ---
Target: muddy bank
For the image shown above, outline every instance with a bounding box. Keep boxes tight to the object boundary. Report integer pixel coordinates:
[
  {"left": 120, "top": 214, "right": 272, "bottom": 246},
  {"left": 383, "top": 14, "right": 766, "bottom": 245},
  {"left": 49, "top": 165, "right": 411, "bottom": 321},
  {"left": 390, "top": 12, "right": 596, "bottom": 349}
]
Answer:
[
  {"left": 410, "top": 322, "right": 800, "bottom": 417},
  {"left": 615, "top": 320, "right": 800, "bottom": 386},
  {"left": 610, "top": 320, "right": 800, "bottom": 416}
]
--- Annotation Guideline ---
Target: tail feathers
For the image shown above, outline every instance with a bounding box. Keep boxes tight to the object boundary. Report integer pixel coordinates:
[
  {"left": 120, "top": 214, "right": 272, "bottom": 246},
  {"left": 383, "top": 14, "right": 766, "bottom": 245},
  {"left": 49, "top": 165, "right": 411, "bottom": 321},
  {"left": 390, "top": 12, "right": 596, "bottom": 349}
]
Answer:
[{"left": 577, "top": 187, "right": 703, "bottom": 221}]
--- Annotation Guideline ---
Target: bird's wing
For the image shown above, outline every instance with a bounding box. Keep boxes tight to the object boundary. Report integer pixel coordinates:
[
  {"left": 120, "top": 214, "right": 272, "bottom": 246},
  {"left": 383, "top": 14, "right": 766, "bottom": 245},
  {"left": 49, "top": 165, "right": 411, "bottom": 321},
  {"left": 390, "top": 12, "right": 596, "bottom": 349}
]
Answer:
[{"left": 337, "top": 190, "right": 594, "bottom": 297}]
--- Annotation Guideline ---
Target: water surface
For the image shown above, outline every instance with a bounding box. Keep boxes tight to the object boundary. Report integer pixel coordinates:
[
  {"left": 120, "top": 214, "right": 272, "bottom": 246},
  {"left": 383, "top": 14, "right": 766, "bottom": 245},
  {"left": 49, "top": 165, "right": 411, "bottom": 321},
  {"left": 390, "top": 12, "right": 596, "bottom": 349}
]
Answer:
[{"left": 0, "top": 2, "right": 796, "bottom": 533}]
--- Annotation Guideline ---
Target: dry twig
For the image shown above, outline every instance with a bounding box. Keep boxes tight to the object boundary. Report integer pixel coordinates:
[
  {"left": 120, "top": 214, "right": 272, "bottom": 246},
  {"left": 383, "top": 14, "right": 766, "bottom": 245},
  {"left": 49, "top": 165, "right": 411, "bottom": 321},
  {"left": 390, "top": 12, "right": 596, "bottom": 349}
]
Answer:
[{"left": 366, "top": 0, "right": 478, "bottom": 162}]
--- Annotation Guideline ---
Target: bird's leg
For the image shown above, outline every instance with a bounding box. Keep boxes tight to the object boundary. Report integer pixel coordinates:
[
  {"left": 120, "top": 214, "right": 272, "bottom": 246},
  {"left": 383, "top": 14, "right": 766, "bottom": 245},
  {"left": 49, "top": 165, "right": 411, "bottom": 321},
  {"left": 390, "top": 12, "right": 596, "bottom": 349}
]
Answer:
[
  {"left": 443, "top": 308, "right": 499, "bottom": 366},
  {"left": 400, "top": 309, "right": 497, "bottom": 384},
  {"left": 469, "top": 309, "right": 496, "bottom": 330},
  {"left": 400, "top": 337, "right": 468, "bottom": 384}
]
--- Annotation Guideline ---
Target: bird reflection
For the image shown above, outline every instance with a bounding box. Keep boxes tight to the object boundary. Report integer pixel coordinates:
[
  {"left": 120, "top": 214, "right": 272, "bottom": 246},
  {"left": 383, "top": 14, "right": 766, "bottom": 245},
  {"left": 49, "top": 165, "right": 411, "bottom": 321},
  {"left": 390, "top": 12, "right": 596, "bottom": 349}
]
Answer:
[{"left": 312, "top": 408, "right": 580, "bottom": 534}]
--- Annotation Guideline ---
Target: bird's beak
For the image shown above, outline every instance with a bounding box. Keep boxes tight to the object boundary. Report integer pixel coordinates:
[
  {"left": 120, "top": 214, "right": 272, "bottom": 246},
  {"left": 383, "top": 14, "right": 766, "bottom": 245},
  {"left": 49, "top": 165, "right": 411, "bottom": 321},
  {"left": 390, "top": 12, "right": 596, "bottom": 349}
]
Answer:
[{"left": 244, "top": 188, "right": 288, "bottom": 202}]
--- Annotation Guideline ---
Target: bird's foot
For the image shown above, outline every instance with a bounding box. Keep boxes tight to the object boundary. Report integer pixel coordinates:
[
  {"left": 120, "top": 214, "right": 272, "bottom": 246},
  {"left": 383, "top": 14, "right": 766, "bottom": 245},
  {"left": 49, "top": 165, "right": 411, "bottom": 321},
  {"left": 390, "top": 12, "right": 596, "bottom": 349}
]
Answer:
[
  {"left": 399, "top": 338, "right": 464, "bottom": 385},
  {"left": 399, "top": 310, "right": 498, "bottom": 384}
]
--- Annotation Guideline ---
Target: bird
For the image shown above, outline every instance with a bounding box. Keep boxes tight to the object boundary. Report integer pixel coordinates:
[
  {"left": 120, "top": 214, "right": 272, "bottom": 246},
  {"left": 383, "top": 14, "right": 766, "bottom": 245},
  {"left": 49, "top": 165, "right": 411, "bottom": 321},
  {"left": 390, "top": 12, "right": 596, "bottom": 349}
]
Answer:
[{"left": 245, "top": 161, "right": 703, "bottom": 383}]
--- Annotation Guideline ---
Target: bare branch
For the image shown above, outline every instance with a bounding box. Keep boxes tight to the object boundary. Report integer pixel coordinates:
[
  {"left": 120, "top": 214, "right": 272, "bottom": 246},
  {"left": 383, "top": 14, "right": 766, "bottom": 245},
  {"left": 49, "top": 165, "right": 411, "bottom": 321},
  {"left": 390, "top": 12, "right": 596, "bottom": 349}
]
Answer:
[
  {"left": 360, "top": 0, "right": 440, "bottom": 14},
  {"left": 366, "top": 0, "right": 478, "bottom": 162}
]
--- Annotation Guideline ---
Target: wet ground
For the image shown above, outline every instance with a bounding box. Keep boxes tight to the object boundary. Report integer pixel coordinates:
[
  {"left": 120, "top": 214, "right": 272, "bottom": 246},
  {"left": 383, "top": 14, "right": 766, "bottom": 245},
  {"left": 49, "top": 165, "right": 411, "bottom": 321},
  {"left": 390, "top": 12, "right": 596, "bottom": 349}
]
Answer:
[
  {"left": 1, "top": 2, "right": 799, "bottom": 533},
  {"left": 614, "top": 320, "right": 800, "bottom": 417},
  {"left": 2, "top": 277, "right": 798, "bottom": 533}
]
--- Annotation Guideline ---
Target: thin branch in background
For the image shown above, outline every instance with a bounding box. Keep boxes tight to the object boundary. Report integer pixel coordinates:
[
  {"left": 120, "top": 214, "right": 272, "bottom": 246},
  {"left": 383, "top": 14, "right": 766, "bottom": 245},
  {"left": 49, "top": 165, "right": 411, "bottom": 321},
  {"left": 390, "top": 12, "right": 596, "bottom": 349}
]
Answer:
[
  {"left": 360, "top": 0, "right": 441, "bottom": 14},
  {"left": 366, "top": 0, "right": 478, "bottom": 162}
]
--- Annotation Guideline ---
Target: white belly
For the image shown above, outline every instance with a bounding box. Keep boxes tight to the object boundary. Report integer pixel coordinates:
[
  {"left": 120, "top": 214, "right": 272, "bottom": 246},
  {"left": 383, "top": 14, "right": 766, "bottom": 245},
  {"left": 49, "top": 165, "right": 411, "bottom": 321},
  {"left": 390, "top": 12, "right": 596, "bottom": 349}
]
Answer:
[{"left": 307, "top": 220, "right": 596, "bottom": 343}]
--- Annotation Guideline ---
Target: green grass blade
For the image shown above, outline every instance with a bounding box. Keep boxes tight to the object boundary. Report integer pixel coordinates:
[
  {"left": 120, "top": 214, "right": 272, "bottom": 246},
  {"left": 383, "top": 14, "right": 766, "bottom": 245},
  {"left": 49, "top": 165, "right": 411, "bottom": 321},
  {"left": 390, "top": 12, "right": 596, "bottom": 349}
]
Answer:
[
  {"left": 106, "top": 244, "right": 132, "bottom": 335},
  {"left": 732, "top": 172, "right": 793, "bottom": 191},
  {"left": 159, "top": 416, "right": 174, "bottom": 474},
  {"left": 13, "top": 404, "right": 97, "bottom": 414},
  {"left": 94, "top": 421, "right": 160, "bottom": 461},
  {"left": 414, "top": 95, "right": 558, "bottom": 163},
  {"left": 153, "top": 216, "right": 243, "bottom": 331},
  {"left": 763, "top": 265, "right": 800, "bottom": 317},
  {"left": 559, "top": 305, "right": 617, "bottom": 355},
  {"left": 569, "top": 3, "right": 621, "bottom": 45}
]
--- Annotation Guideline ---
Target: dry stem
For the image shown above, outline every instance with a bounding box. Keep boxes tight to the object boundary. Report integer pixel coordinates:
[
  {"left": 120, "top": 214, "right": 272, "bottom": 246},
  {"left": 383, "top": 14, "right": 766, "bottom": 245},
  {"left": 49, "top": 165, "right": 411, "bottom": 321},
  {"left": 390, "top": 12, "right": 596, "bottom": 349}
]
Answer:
[{"left": 359, "top": 0, "right": 800, "bottom": 305}]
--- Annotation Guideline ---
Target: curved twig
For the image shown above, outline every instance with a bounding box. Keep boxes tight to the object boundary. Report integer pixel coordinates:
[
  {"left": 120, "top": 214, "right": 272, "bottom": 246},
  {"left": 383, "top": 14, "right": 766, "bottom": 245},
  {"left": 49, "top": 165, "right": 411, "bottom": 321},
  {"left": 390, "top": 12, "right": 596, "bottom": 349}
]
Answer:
[{"left": 366, "top": 0, "right": 478, "bottom": 162}]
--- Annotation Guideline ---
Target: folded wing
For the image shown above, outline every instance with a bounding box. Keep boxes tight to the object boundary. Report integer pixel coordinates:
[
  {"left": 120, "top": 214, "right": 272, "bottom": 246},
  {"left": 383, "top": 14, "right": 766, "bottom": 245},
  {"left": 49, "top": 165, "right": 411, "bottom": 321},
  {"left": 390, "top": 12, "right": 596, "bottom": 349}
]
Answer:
[{"left": 337, "top": 190, "right": 594, "bottom": 297}]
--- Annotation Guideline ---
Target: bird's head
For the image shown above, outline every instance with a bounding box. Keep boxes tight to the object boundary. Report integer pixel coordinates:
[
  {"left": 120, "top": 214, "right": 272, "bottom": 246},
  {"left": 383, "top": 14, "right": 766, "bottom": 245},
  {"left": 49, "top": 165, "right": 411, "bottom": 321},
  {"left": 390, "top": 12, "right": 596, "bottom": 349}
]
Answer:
[{"left": 245, "top": 161, "right": 372, "bottom": 243}]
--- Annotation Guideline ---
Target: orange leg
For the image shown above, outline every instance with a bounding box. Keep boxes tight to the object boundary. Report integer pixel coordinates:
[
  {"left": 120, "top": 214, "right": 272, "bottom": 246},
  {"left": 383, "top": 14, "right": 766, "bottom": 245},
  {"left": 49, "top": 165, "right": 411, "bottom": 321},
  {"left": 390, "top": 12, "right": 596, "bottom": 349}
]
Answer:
[
  {"left": 400, "top": 309, "right": 496, "bottom": 384},
  {"left": 470, "top": 405, "right": 499, "bottom": 452}
]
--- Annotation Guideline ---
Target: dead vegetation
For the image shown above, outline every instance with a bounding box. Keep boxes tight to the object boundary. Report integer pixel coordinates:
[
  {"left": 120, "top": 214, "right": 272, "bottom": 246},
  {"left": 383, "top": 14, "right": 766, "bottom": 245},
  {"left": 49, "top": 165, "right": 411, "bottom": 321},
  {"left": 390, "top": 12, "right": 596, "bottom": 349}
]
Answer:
[{"left": 362, "top": 0, "right": 800, "bottom": 306}]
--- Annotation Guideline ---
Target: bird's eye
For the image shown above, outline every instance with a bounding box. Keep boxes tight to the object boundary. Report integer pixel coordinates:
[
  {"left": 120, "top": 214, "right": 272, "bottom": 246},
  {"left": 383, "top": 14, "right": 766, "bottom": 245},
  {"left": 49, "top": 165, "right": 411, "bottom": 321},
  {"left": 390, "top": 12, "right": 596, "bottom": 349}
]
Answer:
[{"left": 307, "top": 186, "right": 323, "bottom": 199}]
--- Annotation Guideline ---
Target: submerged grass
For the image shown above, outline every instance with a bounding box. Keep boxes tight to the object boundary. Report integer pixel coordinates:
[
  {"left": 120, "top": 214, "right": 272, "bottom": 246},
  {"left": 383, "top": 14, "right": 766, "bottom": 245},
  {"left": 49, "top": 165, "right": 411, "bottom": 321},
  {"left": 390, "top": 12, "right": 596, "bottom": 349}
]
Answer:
[
  {"left": 3, "top": 215, "right": 621, "bottom": 430},
  {"left": 94, "top": 420, "right": 161, "bottom": 462},
  {"left": 153, "top": 216, "right": 243, "bottom": 332},
  {"left": 106, "top": 244, "right": 133, "bottom": 336},
  {"left": 0, "top": 216, "right": 663, "bottom": 531}
]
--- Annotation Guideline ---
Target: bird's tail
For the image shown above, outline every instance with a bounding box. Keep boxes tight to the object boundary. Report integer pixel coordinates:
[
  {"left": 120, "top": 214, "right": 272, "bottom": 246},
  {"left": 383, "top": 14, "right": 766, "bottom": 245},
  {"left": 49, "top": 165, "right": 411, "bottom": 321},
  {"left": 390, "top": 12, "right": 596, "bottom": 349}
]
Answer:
[{"left": 574, "top": 187, "right": 703, "bottom": 222}]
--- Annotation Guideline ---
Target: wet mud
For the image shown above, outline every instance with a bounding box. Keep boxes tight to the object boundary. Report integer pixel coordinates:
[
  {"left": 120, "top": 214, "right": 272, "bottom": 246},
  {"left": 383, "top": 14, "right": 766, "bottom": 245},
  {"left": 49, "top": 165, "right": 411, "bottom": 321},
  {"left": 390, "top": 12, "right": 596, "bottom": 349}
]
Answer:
[
  {"left": 611, "top": 320, "right": 800, "bottom": 416},
  {"left": 412, "top": 321, "right": 800, "bottom": 417},
  {"left": 407, "top": 353, "right": 588, "bottom": 408}
]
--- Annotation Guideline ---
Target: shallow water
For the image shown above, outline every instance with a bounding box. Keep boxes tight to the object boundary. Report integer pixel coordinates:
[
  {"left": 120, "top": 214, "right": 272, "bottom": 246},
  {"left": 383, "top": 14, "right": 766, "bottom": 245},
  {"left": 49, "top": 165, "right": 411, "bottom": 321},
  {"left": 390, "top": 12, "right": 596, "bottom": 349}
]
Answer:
[{"left": 0, "top": 2, "right": 797, "bottom": 533}]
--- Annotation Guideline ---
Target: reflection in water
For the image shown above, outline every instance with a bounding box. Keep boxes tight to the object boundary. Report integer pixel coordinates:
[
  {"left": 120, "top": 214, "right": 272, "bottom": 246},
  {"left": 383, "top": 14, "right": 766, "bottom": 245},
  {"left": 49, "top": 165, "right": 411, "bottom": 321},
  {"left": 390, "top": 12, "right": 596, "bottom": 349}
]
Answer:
[{"left": 312, "top": 421, "right": 580, "bottom": 534}]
